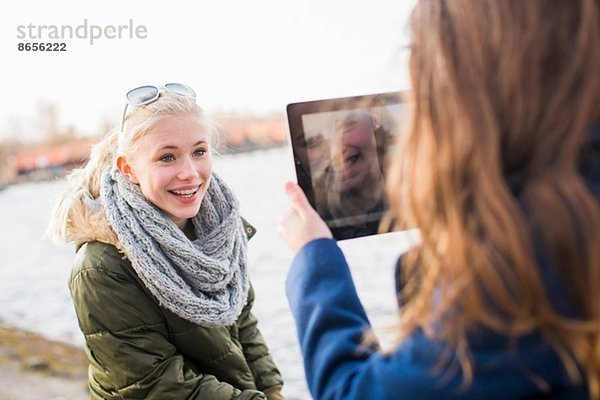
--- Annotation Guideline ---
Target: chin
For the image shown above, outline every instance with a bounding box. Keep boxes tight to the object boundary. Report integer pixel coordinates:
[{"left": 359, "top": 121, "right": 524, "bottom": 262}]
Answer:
[
  {"left": 182, "top": 208, "right": 201, "bottom": 219},
  {"left": 170, "top": 205, "right": 201, "bottom": 220}
]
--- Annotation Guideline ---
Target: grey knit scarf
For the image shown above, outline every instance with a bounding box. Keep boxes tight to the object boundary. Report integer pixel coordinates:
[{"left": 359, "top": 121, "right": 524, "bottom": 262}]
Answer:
[{"left": 100, "top": 167, "right": 249, "bottom": 328}]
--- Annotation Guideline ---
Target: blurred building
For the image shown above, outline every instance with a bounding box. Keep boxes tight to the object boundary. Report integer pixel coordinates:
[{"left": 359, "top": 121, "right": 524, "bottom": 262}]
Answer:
[
  {"left": 8, "top": 139, "right": 94, "bottom": 183},
  {"left": 218, "top": 115, "right": 287, "bottom": 152}
]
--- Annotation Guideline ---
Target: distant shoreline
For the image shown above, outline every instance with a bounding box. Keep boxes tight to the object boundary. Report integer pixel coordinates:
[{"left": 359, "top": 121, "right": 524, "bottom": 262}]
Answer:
[
  {"left": 0, "top": 324, "right": 89, "bottom": 399},
  {"left": 0, "top": 324, "right": 87, "bottom": 377}
]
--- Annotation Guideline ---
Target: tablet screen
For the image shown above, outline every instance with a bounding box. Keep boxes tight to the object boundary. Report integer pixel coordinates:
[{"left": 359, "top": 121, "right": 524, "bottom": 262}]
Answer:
[{"left": 286, "top": 91, "right": 408, "bottom": 240}]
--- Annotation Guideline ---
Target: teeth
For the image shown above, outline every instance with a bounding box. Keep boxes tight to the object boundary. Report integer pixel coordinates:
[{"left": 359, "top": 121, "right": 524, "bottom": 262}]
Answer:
[{"left": 171, "top": 188, "right": 198, "bottom": 196}]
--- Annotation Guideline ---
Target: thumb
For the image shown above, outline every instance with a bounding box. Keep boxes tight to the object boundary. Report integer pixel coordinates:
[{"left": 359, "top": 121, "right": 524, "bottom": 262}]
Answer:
[{"left": 284, "top": 181, "right": 312, "bottom": 215}]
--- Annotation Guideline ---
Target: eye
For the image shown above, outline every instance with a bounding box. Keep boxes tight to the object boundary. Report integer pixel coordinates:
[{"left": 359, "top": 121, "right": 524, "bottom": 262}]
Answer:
[
  {"left": 345, "top": 152, "right": 361, "bottom": 165},
  {"left": 159, "top": 154, "right": 175, "bottom": 162},
  {"left": 193, "top": 148, "right": 207, "bottom": 157},
  {"left": 305, "top": 134, "right": 324, "bottom": 149},
  {"left": 294, "top": 133, "right": 308, "bottom": 148}
]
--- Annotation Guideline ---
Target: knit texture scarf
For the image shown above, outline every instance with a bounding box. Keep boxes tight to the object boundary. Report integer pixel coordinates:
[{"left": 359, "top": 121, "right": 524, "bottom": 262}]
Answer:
[{"left": 100, "top": 167, "right": 249, "bottom": 328}]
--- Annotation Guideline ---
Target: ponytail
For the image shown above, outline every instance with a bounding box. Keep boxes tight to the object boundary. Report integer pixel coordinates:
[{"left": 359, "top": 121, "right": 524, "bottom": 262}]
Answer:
[{"left": 46, "top": 128, "right": 120, "bottom": 247}]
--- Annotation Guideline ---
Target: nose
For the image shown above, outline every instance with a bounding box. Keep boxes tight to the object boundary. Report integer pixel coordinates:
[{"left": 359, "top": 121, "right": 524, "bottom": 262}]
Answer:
[
  {"left": 330, "top": 142, "right": 344, "bottom": 173},
  {"left": 177, "top": 155, "right": 199, "bottom": 181}
]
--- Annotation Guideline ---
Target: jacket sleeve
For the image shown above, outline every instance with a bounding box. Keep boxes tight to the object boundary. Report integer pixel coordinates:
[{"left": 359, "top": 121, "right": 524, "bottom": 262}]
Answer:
[
  {"left": 285, "top": 238, "right": 451, "bottom": 400},
  {"left": 237, "top": 284, "right": 284, "bottom": 392},
  {"left": 69, "top": 243, "right": 266, "bottom": 400}
]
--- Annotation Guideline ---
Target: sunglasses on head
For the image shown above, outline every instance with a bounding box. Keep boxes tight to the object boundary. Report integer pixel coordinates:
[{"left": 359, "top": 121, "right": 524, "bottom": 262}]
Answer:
[{"left": 120, "top": 83, "right": 196, "bottom": 132}]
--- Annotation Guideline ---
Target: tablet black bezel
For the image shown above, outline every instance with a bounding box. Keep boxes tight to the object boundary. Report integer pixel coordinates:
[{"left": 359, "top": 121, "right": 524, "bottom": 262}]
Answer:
[{"left": 286, "top": 91, "right": 406, "bottom": 240}]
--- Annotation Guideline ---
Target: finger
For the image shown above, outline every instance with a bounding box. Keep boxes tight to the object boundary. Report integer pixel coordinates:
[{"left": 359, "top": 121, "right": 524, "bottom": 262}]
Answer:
[
  {"left": 278, "top": 206, "right": 296, "bottom": 224},
  {"left": 278, "top": 207, "right": 298, "bottom": 240},
  {"left": 284, "top": 182, "right": 312, "bottom": 214}
]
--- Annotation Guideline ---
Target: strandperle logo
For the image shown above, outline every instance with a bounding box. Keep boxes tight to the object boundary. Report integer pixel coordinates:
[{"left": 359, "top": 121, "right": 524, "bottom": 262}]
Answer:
[{"left": 16, "top": 19, "right": 148, "bottom": 45}]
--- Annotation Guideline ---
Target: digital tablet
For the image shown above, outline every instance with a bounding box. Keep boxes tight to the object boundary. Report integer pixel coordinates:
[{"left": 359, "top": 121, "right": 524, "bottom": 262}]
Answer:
[{"left": 286, "top": 91, "right": 408, "bottom": 240}]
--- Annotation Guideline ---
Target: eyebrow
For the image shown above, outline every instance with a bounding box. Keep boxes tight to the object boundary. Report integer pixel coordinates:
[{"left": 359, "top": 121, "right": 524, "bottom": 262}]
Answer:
[{"left": 157, "top": 140, "right": 207, "bottom": 151}]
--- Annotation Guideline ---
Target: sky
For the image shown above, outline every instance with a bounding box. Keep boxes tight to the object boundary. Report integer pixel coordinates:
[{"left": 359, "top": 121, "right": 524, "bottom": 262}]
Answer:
[{"left": 1, "top": 0, "right": 416, "bottom": 141}]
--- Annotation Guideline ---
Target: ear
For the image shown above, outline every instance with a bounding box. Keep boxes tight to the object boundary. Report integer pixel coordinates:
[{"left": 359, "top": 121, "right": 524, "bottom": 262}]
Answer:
[{"left": 116, "top": 155, "right": 139, "bottom": 184}]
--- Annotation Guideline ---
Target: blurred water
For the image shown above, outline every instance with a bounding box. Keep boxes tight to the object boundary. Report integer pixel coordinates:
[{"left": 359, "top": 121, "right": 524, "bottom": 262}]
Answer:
[{"left": 0, "top": 147, "right": 419, "bottom": 400}]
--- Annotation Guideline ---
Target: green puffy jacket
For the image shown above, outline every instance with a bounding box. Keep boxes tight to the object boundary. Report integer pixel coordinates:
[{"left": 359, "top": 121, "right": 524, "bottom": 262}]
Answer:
[{"left": 69, "top": 233, "right": 283, "bottom": 399}]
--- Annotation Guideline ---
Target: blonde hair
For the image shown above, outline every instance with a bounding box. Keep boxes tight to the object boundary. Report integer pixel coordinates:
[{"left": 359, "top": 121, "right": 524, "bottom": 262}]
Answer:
[
  {"left": 387, "top": 0, "right": 600, "bottom": 396},
  {"left": 47, "top": 89, "right": 218, "bottom": 248}
]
